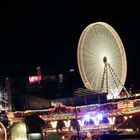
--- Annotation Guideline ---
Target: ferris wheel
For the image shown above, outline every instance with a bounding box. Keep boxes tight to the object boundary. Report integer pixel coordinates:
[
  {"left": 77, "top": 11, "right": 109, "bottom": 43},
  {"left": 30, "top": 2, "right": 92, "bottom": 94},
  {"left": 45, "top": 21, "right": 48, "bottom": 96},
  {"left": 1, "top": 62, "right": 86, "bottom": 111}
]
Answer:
[{"left": 77, "top": 22, "right": 129, "bottom": 99}]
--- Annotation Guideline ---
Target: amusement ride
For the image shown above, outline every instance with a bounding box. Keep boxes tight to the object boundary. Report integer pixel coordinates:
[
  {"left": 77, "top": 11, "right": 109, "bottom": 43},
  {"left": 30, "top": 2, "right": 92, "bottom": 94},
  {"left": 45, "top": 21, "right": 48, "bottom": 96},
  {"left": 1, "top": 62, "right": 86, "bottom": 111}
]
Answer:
[{"left": 0, "top": 22, "right": 140, "bottom": 140}]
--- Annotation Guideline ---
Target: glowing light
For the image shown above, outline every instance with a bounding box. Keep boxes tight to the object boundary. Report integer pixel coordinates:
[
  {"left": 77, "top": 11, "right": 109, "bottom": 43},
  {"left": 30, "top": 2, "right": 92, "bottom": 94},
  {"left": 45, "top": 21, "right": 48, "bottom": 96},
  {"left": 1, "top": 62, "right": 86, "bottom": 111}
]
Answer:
[
  {"left": 125, "top": 129, "right": 133, "bottom": 132},
  {"left": 91, "top": 117, "right": 99, "bottom": 126},
  {"left": 107, "top": 94, "right": 114, "bottom": 100},
  {"left": 108, "top": 117, "right": 115, "bottom": 125},
  {"left": 29, "top": 76, "right": 41, "bottom": 84},
  {"left": 51, "top": 121, "right": 57, "bottom": 129},
  {"left": 77, "top": 22, "right": 127, "bottom": 99},
  {"left": 15, "top": 138, "right": 27, "bottom": 140},
  {"left": 69, "top": 69, "right": 75, "bottom": 72},
  {"left": 64, "top": 120, "right": 71, "bottom": 128},
  {"left": 78, "top": 120, "right": 85, "bottom": 127},
  {"left": 97, "top": 113, "right": 103, "bottom": 121},
  {"left": 84, "top": 114, "right": 91, "bottom": 122},
  {"left": 124, "top": 116, "right": 128, "bottom": 120}
]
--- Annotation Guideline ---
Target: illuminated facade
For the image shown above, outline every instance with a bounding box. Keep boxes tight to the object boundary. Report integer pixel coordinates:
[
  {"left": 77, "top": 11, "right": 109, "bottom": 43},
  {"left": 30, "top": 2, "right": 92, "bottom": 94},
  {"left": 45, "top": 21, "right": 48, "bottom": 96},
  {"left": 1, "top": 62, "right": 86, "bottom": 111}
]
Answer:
[{"left": 5, "top": 98, "right": 140, "bottom": 139}]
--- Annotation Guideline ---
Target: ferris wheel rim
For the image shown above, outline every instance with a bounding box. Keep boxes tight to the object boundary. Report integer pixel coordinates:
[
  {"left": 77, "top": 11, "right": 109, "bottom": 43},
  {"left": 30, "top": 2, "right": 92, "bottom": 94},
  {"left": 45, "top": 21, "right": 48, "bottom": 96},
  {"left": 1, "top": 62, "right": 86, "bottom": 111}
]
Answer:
[{"left": 77, "top": 22, "right": 127, "bottom": 97}]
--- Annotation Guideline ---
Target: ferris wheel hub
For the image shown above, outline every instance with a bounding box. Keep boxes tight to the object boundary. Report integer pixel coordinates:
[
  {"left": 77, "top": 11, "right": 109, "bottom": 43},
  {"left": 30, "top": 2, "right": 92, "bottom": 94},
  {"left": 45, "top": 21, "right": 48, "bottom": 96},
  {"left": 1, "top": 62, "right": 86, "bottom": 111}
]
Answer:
[
  {"left": 77, "top": 22, "right": 127, "bottom": 99},
  {"left": 103, "top": 56, "right": 107, "bottom": 64}
]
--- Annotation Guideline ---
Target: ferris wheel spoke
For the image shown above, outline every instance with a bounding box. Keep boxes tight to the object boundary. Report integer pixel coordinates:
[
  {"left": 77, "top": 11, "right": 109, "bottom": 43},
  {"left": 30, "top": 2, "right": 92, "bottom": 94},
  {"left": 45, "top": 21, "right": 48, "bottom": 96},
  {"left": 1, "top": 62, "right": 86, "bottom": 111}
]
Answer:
[{"left": 77, "top": 22, "right": 128, "bottom": 99}]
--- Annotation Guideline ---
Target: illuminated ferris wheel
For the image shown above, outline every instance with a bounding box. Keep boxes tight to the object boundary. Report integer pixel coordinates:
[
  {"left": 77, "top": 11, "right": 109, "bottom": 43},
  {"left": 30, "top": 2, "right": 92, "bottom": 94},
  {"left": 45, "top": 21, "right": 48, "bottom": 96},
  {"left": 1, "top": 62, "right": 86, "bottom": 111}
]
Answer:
[{"left": 77, "top": 22, "right": 129, "bottom": 99}]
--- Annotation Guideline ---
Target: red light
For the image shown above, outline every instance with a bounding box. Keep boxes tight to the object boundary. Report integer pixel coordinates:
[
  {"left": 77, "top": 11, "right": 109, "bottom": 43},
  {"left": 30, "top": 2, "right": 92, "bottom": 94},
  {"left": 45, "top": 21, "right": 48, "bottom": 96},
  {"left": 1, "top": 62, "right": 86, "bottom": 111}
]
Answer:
[{"left": 29, "top": 76, "right": 42, "bottom": 84}]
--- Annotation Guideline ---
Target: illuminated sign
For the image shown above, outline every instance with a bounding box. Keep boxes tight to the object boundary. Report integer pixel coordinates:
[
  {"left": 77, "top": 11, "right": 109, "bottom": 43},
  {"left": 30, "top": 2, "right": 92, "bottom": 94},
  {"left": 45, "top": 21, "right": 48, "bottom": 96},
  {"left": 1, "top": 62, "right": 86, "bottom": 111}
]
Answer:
[{"left": 29, "top": 76, "right": 42, "bottom": 84}]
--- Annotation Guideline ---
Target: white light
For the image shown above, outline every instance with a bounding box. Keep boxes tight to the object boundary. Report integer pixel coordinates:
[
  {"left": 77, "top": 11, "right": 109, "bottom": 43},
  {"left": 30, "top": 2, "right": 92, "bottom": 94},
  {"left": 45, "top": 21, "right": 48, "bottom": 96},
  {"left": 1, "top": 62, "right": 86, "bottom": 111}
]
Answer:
[
  {"left": 124, "top": 116, "right": 128, "bottom": 120},
  {"left": 51, "top": 121, "right": 57, "bottom": 129},
  {"left": 107, "top": 94, "right": 113, "bottom": 100},
  {"left": 91, "top": 117, "right": 99, "bottom": 126},
  {"left": 97, "top": 113, "right": 103, "bottom": 121},
  {"left": 108, "top": 117, "right": 115, "bottom": 125},
  {"left": 84, "top": 114, "right": 91, "bottom": 122},
  {"left": 78, "top": 120, "right": 85, "bottom": 127},
  {"left": 64, "top": 120, "right": 71, "bottom": 128},
  {"left": 125, "top": 129, "right": 133, "bottom": 132},
  {"left": 69, "top": 69, "right": 75, "bottom": 72}
]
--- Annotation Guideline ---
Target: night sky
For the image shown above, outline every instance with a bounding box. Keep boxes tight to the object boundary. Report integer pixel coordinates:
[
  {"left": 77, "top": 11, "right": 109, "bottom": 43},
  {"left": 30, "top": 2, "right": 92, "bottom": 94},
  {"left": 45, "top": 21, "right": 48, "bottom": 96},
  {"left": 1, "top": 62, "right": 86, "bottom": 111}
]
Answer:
[{"left": 0, "top": 1, "right": 140, "bottom": 91}]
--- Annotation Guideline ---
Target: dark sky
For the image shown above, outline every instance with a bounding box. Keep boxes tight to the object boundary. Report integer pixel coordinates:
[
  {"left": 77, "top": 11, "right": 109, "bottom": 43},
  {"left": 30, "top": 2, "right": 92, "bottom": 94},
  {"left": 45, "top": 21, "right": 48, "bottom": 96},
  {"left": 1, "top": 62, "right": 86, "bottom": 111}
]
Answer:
[{"left": 0, "top": 1, "right": 140, "bottom": 91}]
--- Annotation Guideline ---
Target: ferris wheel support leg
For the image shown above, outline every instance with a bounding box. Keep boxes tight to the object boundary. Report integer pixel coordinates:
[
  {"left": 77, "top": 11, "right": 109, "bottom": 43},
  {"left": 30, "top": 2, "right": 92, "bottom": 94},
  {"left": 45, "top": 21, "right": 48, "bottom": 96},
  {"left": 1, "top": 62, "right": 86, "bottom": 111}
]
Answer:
[
  {"left": 123, "top": 87, "right": 131, "bottom": 98},
  {"left": 100, "top": 64, "right": 107, "bottom": 92},
  {"left": 108, "top": 63, "right": 131, "bottom": 98}
]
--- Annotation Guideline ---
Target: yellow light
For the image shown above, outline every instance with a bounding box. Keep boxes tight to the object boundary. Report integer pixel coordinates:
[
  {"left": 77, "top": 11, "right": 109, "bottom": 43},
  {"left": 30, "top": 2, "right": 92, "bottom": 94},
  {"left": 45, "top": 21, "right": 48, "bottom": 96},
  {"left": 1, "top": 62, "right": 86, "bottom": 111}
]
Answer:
[
  {"left": 124, "top": 116, "right": 128, "bottom": 120},
  {"left": 15, "top": 138, "right": 27, "bottom": 140},
  {"left": 125, "top": 129, "right": 133, "bottom": 132},
  {"left": 11, "top": 121, "right": 27, "bottom": 140},
  {"left": 64, "top": 120, "right": 71, "bottom": 128},
  {"left": 51, "top": 121, "right": 57, "bottom": 129}
]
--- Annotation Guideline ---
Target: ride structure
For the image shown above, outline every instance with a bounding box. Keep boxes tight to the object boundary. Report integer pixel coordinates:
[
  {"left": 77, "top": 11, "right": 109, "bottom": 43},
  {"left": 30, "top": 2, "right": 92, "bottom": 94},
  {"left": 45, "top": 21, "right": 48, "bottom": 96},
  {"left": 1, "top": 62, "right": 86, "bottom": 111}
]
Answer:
[{"left": 77, "top": 22, "right": 130, "bottom": 99}]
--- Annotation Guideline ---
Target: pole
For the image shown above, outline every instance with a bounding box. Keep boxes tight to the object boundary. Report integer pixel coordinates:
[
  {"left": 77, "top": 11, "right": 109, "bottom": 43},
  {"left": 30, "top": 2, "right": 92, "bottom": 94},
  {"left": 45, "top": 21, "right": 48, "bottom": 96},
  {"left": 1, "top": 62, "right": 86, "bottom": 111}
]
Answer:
[{"left": 74, "top": 102, "right": 80, "bottom": 140}]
